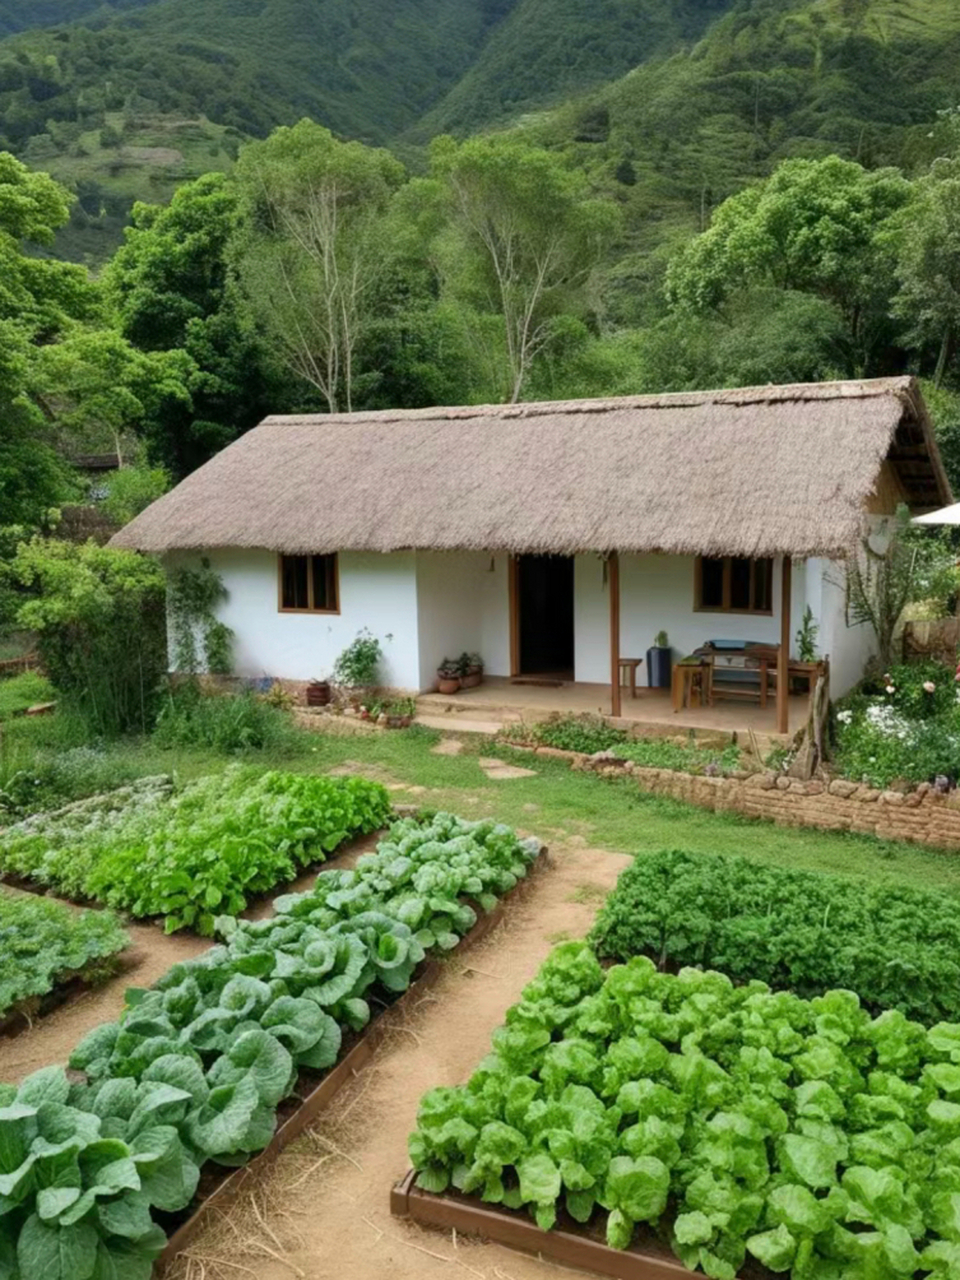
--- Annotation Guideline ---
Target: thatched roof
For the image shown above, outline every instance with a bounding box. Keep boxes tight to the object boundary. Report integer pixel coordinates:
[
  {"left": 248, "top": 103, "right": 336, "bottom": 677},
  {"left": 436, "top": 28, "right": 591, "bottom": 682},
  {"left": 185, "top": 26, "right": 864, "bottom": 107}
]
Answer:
[{"left": 111, "top": 377, "right": 951, "bottom": 560}]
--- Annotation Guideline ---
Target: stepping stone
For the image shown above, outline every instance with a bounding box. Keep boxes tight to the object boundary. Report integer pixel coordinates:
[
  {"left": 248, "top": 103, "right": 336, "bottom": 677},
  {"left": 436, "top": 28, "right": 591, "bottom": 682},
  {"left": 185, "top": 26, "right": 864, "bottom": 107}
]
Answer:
[
  {"left": 479, "top": 761, "right": 538, "bottom": 780},
  {"left": 431, "top": 738, "right": 465, "bottom": 756},
  {"left": 416, "top": 714, "right": 502, "bottom": 735}
]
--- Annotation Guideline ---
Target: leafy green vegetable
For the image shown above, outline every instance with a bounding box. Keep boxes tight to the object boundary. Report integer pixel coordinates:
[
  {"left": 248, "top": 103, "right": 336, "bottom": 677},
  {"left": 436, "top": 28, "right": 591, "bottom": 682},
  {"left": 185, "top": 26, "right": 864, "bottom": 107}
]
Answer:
[
  {"left": 410, "top": 942, "right": 960, "bottom": 1276},
  {"left": 0, "top": 767, "right": 392, "bottom": 933},
  {"left": 0, "top": 888, "right": 128, "bottom": 1022},
  {"left": 591, "top": 849, "right": 960, "bottom": 1025}
]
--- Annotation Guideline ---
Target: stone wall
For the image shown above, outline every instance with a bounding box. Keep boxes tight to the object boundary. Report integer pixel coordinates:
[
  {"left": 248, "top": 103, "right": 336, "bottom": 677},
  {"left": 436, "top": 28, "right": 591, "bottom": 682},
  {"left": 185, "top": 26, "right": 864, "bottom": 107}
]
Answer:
[{"left": 515, "top": 746, "right": 960, "bottom": 853}]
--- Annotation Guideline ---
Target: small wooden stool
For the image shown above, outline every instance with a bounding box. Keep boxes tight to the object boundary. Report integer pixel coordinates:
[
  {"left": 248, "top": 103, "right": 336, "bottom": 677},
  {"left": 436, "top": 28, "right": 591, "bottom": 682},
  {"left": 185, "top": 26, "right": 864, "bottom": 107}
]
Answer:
[{"left": 618, "top": 657, "right": 643, "bottom": 698}]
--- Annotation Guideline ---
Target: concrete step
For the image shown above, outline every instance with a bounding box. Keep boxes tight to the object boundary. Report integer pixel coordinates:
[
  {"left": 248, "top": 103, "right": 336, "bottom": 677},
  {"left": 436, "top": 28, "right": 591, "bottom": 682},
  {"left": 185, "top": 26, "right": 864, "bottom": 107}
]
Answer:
[{"left": 414, "top": 713, "right": 503, "bottom": 736}]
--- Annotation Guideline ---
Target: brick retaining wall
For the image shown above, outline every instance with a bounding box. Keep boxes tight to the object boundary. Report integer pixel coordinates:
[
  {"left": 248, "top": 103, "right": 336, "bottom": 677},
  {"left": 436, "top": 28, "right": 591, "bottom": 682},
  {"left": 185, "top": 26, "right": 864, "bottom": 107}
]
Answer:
[{"left": 514, "top": 746, "right": 960, "bottom": 853}]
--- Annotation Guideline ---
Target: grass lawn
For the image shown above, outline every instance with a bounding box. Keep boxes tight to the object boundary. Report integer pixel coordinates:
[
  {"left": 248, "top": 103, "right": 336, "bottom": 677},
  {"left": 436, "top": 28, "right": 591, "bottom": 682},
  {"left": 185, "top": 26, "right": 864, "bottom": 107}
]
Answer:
[
  {"left": 0, "top": 672, "right": 55, "bottom": 722},
  {"left": 84, "top": 720, "right": 960, "bottom": 895}
]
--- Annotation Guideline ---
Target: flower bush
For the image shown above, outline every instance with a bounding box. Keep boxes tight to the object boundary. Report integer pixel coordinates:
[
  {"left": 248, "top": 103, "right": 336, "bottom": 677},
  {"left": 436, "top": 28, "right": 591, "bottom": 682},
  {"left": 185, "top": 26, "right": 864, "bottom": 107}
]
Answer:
[{"left": 833, "top": 663, "right": 960, "bottom": 789}]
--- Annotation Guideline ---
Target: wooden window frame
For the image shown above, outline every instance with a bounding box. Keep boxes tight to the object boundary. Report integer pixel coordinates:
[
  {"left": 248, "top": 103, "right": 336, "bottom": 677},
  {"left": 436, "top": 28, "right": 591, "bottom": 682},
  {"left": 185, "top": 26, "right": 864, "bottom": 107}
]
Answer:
[
  {"left": 277, "top": 553, "right": 341, "bottom": 615},
  {"left": 693, "top": 555, "right": 774, "bottom": 616}
]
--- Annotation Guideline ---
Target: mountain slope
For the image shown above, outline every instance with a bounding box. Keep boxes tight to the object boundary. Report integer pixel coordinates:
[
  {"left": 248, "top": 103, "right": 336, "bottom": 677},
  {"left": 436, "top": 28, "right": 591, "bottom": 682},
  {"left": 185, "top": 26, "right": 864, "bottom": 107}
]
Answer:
[{"left": 412, "top": 0, "right": 735, "bottom": 138}]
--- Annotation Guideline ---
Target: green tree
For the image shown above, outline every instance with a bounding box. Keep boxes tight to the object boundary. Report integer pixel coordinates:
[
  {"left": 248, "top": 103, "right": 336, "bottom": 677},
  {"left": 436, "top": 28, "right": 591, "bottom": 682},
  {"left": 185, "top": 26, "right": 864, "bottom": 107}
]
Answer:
[
  {"left": 12, "top": 538, "right": 167, "bottom": 735},
  {"left": 105, "top": 172, "right": 281, "bottom": 478},
  {"left": 666, "top": 156, "right": 913, "bottom": 376},
  {"left": 0, "top": 152, "right": 95, "bottom": 526},
  {"left": 430, "top": 134, "right": 620, "bottom": 402},
  {"left": 894, "top": 156, "right": 960, "bottom": 386},
  {"left": 233, "top": 121, "right": 405, "bottom": 414}
]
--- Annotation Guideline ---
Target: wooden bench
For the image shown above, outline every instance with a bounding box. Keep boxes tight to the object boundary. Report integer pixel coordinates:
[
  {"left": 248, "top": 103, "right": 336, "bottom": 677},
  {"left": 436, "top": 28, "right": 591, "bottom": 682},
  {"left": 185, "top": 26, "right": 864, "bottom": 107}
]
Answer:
[{"left": 618, "top": 657, "right": 643, "bottom": 698}]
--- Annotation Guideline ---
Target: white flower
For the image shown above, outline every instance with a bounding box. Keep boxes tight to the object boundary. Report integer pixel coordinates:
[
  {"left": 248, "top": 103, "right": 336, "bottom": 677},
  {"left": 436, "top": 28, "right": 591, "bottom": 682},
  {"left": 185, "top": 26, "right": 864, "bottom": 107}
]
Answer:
[
  {"left": 836, "top": 710, "right": 853, "bottom": 725},
  {"left": 885, "top": 685, "right": 896, "bottom": 694},
  {"left": 924, "top": 681, "right": 937, "bottom": 693}
]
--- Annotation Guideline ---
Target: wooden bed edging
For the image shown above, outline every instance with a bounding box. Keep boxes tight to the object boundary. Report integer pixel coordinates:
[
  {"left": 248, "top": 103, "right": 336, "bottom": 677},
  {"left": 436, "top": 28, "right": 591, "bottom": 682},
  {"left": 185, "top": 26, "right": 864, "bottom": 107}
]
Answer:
[
  {"left": 391, "top": 1170, "right": 695, "bottom": 1280},
  {"left": 155, "top": 848, "right": 549, "bottom": 1273}
]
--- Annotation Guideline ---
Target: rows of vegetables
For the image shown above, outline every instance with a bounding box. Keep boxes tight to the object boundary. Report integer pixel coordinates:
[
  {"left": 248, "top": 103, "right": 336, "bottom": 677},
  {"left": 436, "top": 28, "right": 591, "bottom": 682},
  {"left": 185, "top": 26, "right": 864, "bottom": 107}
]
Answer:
[
  {"left": 589, "top": 848, "right": 960, "bottom": 1025},
  {"left": 0, "top": 890, "right": 128, "bottom": 1023},
  {"left": 0, "top": 811, "right": 542, "bottom": 1280},
  {"left": 409, "top": 852, "right": 960, "bottom": 1280},
  {"left": 0, "top": 767, "right": 392, "bottom": 934}
]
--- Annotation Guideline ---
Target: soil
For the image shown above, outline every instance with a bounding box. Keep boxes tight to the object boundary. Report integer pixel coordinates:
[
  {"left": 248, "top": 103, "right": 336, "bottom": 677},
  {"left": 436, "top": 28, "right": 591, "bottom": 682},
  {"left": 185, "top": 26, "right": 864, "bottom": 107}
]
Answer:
[
  {"left": 0, "top": 831, "right": 382, "bottom": 1081},
  {"left": 163, "top": 841, "right": 631, "bottom": 1280}
]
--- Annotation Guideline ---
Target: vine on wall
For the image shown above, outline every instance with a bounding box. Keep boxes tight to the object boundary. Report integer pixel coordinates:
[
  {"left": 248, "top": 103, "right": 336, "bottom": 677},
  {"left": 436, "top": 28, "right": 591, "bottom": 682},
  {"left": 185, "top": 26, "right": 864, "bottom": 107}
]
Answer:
[{"left": 167, "top": 558, "right": 234, "bottom": 675}]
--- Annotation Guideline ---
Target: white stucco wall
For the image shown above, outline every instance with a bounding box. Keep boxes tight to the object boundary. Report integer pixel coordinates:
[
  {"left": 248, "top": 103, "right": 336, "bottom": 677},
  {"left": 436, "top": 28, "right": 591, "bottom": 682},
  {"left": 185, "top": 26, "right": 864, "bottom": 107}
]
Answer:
[
  {"left": 168, "top": 549, "right": 422, "bottom": 688},
  {"left": 573, "top": 554, "right": 810, "bottom": 685},
  {"left": 818, "top": 559, "right": 876, "bottom": 698},
  {"left": 415, "top": 552, "right": 511, "bottom": 688}
]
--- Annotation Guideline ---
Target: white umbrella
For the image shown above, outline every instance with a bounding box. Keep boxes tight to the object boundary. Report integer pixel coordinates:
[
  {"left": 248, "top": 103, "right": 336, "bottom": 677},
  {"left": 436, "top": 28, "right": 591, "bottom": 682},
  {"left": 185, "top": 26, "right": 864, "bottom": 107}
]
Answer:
[{"left": 913, "top": 503, "right": 960, "bottom": 525}]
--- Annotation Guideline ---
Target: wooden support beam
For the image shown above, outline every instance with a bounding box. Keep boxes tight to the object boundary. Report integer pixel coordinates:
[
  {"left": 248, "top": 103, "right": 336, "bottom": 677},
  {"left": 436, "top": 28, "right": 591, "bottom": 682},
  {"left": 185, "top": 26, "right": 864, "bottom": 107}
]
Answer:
[
  {"left": 508, "top": 555, "right": 520, "bottom": 678},
  {"left": 777, "top": 556, "right": 792, "bottom": 736},
  {"left": 610, "top": 551, "right": 621, "bottom": 719}
]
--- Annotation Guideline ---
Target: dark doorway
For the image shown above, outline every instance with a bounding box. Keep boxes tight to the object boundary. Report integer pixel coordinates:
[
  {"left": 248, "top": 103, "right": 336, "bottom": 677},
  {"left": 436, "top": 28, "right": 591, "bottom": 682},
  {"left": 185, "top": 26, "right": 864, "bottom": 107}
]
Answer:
[{"left": 516, "top": 555, "right": 574, "bottom": 678}]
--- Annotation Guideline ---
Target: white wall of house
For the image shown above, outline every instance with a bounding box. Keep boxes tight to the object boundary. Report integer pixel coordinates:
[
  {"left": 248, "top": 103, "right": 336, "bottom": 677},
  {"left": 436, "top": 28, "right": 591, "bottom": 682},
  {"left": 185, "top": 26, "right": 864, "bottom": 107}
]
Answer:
[
  {"left": 573, "top": 554, "right": 809, "bottom": 685},
  {"left": 168, "top": 548, "right": 422, "bottom": 689},
  {"left": 170, "top": 545, "right": 877, "bottom": 698}
]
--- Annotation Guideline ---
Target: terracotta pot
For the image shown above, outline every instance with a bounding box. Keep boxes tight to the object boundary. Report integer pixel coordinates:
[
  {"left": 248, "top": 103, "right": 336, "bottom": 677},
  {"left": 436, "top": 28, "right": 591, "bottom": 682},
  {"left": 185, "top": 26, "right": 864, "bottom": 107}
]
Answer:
[
  {"left": 306, "top": 681, "right": 330, "bottom": 706},
  {"left": 460, "top": 671, "right": 482, "bottom": 689},
  {"left": 437, "top": 676, "right": 460, "bottom": 694}
]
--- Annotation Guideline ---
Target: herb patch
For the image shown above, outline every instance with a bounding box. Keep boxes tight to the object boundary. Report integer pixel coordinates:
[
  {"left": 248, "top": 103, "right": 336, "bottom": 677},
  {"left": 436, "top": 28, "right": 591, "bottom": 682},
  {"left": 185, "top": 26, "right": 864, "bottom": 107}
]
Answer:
[{"left": 590, "top": 849, "right": 960, "bottom": 1025}]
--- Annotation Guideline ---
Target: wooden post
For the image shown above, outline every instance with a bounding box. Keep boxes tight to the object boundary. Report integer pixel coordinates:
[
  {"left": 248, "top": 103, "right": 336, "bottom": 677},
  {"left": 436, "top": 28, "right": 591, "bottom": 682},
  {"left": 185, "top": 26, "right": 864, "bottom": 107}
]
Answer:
[
  {"left": 508, "top": 555, "right": 520, "bottom": 678},
  {"left": 777, "top": 556, "right": 792, "bottom": 735},
  {"left": 609, "top": 551, "right": 621, "bottom": 718}
]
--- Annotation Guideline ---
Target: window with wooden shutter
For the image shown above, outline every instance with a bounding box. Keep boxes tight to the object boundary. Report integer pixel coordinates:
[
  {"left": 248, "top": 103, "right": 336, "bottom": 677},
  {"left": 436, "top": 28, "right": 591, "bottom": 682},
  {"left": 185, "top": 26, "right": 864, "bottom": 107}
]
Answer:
[
  {"left": 694, "top": 557, "right": 773, "bottom": 615},
  {"left": 278, "top": 553, "right": 340, "bottom": 613}
]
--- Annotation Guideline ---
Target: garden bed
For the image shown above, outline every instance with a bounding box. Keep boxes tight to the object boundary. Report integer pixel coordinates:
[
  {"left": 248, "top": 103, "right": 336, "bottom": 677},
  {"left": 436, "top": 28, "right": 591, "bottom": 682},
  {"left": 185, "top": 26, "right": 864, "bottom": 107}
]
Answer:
[
  {"left": 154, "top": 848, "right": 548, "bottom": 1272},
  {"left": 391, "top": 1169, "right": 698, "bottom": 1280}
]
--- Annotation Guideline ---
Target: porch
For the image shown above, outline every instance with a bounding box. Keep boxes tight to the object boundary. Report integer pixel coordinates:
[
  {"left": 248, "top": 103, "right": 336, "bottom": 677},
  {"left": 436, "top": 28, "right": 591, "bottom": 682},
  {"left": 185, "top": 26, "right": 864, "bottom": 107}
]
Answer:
[{"left": 417, "top": 676, "right": 811, "bottom": 746}]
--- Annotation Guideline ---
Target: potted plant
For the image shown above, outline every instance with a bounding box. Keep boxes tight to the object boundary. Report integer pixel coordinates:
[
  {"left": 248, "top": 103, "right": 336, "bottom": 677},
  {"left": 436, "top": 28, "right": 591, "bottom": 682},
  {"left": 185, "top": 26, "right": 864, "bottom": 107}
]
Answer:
[
  {"left": 459, "top": 652, "right": 484, "bottom": 689},
  {"left": 437, "top": 658, "right": 461, "bottom": 695},
  {"left": 646, "top": 630, "right": 672, "bottom": 689}
]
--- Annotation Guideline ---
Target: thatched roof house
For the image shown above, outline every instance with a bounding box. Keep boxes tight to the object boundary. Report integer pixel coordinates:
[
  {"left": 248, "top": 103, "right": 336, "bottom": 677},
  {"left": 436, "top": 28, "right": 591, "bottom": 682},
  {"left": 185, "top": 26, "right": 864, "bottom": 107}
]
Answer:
[
  {"left": 113, "top": 378, "right": 950, "bottom": 728},
  {"left": 112, "top": 377, "right": 949, "bottom": 561}
]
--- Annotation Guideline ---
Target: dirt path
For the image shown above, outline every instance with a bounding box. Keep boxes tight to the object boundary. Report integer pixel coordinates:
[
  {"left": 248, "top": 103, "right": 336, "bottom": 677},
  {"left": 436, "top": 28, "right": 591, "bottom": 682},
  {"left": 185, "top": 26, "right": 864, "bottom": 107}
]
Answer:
[
  {"left": 166, "top": 841, "right": 631, "bottom": 1280},
  {"left": 0, "top": 833, "right": 382, "bottom": 1083}
]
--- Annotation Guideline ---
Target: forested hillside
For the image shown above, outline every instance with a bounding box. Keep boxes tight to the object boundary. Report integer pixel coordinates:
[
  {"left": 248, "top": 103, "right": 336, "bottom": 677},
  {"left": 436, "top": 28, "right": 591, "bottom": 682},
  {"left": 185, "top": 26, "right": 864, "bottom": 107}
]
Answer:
[{"left": 4, "top": 0, "right": 960, "bottom": 263}]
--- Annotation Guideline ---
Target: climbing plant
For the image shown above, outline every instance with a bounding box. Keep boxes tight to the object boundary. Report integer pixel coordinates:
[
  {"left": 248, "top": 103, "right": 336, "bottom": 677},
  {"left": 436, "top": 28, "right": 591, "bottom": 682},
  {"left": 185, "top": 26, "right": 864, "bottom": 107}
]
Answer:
[{"left": 167, "top": 559, "right": 234, "bottom": 675}]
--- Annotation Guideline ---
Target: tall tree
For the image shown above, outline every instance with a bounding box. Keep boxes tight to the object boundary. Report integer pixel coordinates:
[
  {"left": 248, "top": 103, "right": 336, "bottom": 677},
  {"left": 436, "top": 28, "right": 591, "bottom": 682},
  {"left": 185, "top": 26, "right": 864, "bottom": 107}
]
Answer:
[
  {"left": 105, "top": 172, "right": 279, "bottom": 478},
  {"left": 895, "top": 156, "right": 960, "bottom": 386},
  {"left": 430, "top": 134, "right": 620, "bottom": 402},
  {"left": 0, "top": 152, "right": 95, "bottom": 526},
  {"left": 665, "top": 156, "right": 913, "bottom": 377},
  {"left": 233, "top": 121, "right": 405, "bottom": 414}
]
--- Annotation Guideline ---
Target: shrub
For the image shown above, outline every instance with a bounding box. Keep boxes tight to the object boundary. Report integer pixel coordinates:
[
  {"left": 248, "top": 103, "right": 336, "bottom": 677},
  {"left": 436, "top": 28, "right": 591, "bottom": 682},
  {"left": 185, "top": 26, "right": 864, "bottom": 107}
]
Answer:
[
  {"left": 11, "top": 538, "right": 167, "bottom": 736},
  {"left": 152, "top": 685, "right": 299, "bottom": 753},
  {"left": 590, "top": 849, "right": 960, "bottom": 1024},
  {"left": 500, "top": 715, "right": 741, "bottom": 774},
  {"left": 332, "top": 629, "right": 383, "bottom": 687},
  {"left": 409, "top": 941, "right": 960, "bottom": 1270},
  {"left": 833, "top": 662, "right": 960, "bottom": 788}
]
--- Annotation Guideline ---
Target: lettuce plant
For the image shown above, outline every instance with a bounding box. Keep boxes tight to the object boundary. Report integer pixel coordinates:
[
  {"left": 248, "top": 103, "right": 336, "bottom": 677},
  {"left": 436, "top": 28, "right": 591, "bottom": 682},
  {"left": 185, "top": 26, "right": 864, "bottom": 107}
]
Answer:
[
  {"left": 409, "top": 942, "right": 960, "bottom": 1279},
  {"left": 0, "top": 890, "right": 128, "bottom": 1020},
  {"left": 0, "top": 1064, "right": 198, "bottom": 1280},
  {"left": 0, "top": 768, "right": 392, "bottom": 934}
]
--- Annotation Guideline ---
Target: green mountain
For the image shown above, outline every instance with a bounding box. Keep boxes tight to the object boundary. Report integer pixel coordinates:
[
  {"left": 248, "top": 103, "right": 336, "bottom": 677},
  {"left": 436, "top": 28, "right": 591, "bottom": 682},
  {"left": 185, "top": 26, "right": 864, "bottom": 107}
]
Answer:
[{"left": 5, "top": 0, "right": 960, "bottom": 265}]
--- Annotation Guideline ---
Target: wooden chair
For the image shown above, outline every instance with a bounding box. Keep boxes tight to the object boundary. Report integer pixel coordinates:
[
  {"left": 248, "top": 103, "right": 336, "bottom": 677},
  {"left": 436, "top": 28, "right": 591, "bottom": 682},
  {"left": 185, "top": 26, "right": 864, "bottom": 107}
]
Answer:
[{"left": 618, "top": 657, "right": 643, "bottom": 698}]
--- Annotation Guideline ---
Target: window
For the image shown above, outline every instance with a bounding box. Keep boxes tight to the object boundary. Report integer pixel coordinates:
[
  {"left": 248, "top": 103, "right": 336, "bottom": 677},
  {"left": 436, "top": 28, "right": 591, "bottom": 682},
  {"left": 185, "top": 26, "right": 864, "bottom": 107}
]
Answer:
[
  {"left": 695, "top": 556, "right": 773, "bottom": 614},
  {"left": 279, "top": 553, "right": 339, "bottom": 613}
]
